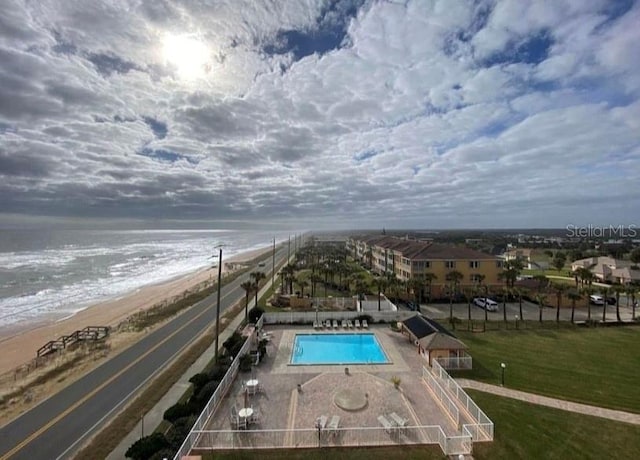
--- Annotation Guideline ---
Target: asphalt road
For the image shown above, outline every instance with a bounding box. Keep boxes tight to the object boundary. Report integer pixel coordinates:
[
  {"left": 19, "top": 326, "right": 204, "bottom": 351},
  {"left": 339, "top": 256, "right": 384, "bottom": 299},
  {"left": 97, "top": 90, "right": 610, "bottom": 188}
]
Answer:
[{"left": 0, "top": 246, "right": 289, "bottom": 460}]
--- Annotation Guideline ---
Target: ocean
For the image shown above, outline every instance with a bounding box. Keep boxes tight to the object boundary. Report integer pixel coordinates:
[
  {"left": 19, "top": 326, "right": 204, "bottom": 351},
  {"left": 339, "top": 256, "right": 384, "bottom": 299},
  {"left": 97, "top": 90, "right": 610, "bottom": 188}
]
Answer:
[{"left": 0, "top": 229, "right": 291, "bottom": 331}]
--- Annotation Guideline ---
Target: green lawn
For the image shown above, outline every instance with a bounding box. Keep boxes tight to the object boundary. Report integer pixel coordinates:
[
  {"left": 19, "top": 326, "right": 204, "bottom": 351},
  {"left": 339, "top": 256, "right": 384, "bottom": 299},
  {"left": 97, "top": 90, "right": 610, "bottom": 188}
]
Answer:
[
  {"left": 468, "top": 390, "right": 640, "bottom": 460},
  {"left": 450, "top": 327, "right": 640, "bottom": 413}
]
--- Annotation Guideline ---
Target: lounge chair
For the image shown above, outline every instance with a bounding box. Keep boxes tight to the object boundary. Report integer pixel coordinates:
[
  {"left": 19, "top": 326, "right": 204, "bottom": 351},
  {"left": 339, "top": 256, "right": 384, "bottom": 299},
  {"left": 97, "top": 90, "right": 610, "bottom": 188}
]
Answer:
[
  {"left": 378, "top": 414, "right": 396, "bottom": 434},
  {"left": 354, "top": 319, "right": 361, "bottom": 328},
  {"left": 341, "top": 319, "right": 347, "bottom": 328},
  {"left": 389, "top": 412, "right": 409, "bottom": 432},
  {"left": 313, "top": 320, "right": 320, "bottom": 329},
  {"left": 328, "top": 415, "right": 341, "bottom": 435},
  {"left": 333, "top": 320, "right": 339, "bottom": 329},
  {"left": 362, "top": 319, "right": 369, "bottom": 329},
  {"left": 315, "top": 415, "right": 328, "bottom": 430},
  {"left": 346, "top": 319, "right": 353, "bottom": 328},
  {"left": 231, "top": 414, "right": 247, "bottom": 429}
]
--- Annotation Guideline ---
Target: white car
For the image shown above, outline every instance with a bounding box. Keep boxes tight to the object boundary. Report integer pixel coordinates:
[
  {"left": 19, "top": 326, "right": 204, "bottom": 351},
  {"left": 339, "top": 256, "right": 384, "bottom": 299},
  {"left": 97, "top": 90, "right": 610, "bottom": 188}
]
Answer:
[
  {"left": 589, "top": 295, "right": 604, "bottom": 305},
  {"left": 473, "top": 297, "right": 498, "bottom": 312}
]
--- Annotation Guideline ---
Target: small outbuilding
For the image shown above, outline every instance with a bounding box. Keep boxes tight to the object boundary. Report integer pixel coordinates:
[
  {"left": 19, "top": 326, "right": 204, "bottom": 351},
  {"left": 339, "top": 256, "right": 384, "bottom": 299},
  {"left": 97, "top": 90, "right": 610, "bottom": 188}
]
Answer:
[{"left": 400, "top": 314, "right": 471, "bottom": 369}]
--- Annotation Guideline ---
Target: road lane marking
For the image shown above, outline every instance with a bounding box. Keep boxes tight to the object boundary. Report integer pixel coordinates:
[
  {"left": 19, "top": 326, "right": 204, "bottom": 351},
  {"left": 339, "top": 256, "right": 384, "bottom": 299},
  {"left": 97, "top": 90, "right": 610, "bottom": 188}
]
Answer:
[{"left": 1, "top": 285, "right": 240, "bottom": 460}]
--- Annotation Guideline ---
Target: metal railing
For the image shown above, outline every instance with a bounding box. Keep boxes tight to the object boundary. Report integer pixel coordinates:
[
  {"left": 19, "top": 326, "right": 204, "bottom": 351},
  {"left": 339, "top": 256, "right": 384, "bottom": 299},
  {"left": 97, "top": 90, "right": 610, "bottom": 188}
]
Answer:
[
  {"left": 435, "top": 355, "right": 473, "bottom": 370},
  {"left": 263, "top": 310, "right": 416, "bottom": 325},
  {"left": 184, "top": 425, "right": 471, "bottom": 455},
  {"left": 422, "top": 367, "right": 460, "bottom": 427},
  {"left": 430, "top": 360, "right": 494, "bottom": 441},
  {"left": 173, "top": 327, "right": 254, "bottom": 459}
]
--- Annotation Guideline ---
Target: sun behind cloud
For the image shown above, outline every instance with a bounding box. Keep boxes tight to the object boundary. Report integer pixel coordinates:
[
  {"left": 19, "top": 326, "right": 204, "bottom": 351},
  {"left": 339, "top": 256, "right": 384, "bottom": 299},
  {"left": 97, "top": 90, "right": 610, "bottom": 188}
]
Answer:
[{"left": 162, "top": 33, "right": 210, "bottom": 80}]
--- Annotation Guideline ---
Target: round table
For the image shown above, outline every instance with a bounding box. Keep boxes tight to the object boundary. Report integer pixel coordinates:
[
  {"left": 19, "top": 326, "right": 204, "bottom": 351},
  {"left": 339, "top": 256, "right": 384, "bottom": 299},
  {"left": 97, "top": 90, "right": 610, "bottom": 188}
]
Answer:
[
  {"left": 246, "top": 379, "right": 259, "bottom": 392},
  {"left": 238, "top": 407, "right": 253, "bottom": 419}
]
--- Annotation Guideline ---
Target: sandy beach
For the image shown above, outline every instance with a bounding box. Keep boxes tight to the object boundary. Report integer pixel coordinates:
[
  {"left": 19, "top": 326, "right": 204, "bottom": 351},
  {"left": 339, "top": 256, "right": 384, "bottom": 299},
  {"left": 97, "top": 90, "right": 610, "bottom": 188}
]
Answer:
[{"left": 0, "top": 246, "right": 273, "bottom": 376}]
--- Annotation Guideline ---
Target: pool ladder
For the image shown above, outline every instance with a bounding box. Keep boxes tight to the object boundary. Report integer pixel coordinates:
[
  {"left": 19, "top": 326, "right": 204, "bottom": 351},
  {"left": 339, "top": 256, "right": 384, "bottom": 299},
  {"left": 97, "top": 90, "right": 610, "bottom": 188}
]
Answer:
[{"left": 294, "top": 344, "right": 303, "bottom": 356}]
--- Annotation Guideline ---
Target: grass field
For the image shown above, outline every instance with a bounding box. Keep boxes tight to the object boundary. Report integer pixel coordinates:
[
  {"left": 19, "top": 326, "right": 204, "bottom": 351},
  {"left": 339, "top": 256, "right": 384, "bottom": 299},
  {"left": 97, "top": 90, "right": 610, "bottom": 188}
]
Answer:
[
  {"left": 450, "top": 327, "right": 640, "bottom": 413},
  {"left": 468, "top": 390, "right": 640, "bottom": 460}
]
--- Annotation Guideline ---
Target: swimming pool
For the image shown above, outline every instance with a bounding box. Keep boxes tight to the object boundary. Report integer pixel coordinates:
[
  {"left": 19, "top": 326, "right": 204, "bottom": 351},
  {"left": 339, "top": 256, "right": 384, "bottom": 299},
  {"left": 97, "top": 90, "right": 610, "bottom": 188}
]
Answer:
[{"left": 291, "top": 333, "right": 389, "bottom": 365}]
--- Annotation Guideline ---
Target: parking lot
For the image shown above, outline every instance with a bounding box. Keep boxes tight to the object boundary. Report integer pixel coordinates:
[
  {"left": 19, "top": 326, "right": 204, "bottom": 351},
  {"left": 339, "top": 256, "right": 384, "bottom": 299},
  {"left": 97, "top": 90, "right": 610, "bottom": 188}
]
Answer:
[{"left": 411, "top": 299, "right": 637, "bottom": 323}]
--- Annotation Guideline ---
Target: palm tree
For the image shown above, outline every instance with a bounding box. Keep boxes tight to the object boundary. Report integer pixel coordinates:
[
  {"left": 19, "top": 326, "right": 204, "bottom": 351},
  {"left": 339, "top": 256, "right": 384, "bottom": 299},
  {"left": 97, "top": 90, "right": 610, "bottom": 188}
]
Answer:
[
  {"left": 613, "top": 285, "right": 623, "bottom": 322},
  {"left": 374, "top": 276, "right": 388, "bottom": 311},
  {"left": 250, "top": 271, "right": 266, "bottom": 307},
  {"left": 567, "top": 290, "right": 582, "bottom": 324},
  {"left": 483, "top": 284, "right": 490, "bottom": 325},
  {"left": 296, "top": 279, "right": 309, "bottom": 297},
  {"left": 553, "top": 283, "right": 567, "bottom": 324},
  {"left": 310, "top": 273, "right": 322, "bottom": 297},
  {"left": 600, "top": 286, "right": 610, "bottom": 323},
  {"left": 420, "top": 273, "right": 436, "bottom": 304},
  {"left": 240, "top": 280, "right": 254, "bottom": 321},
  {"left": 536, "top": 293, "right": 547, "bottom": 323},
  {"left": 513, "top": 287, "right": 524, "bottom": 321},
  {"left": 501, "top": 259, "right": 524, "bottom": 288},
  {"left": 446, "top": 271, "right": 464, "bottom": 325},
  {"left": 502, "top": 286, "right": 509, "bottom": 324}
]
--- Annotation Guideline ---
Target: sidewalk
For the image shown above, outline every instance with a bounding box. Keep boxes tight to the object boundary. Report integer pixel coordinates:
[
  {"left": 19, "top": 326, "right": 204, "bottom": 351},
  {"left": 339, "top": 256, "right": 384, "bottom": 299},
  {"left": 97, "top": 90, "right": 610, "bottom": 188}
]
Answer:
[
  {"left": 107, "top": 256, "right": 287, "bottom": 459},
  {"left": 456, "top": 379, "right": 640, "bottom": 426}
]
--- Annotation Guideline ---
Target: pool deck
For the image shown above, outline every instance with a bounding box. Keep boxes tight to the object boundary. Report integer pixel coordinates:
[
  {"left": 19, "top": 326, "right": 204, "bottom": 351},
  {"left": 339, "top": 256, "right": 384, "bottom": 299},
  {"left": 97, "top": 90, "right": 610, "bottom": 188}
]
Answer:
[{"left": 198, "top": 325, "right": 470, "bottom": 449}]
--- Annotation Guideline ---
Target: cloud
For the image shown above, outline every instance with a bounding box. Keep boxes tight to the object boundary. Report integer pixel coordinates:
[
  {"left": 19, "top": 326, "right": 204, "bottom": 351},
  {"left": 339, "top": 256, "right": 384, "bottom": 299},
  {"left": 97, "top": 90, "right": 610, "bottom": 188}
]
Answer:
[{"left": 0, "top": 0, "right": 638, "bottom": 229}]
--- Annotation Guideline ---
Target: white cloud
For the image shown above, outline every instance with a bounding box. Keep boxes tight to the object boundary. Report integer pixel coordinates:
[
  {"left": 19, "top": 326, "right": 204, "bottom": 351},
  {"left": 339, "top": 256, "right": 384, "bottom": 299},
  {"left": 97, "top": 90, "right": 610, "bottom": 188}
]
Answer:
[{"left": 0, "top": 0, "right": 638, "bottom": 228}]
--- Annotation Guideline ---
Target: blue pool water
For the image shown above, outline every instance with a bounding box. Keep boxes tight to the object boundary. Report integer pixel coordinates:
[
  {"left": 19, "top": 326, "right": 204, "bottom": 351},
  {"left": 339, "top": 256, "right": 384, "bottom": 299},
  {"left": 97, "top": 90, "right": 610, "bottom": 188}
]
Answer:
[{"left": 291, "top": 333, "right": 389, "bottom": 365}]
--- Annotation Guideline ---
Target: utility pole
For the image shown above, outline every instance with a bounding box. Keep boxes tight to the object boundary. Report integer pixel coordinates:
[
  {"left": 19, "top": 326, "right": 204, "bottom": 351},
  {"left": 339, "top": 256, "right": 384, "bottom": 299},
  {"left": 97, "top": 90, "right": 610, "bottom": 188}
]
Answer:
[
  {"left": 288, "top": 235, "right": 291, "bottom": 262},
  {"left": 215, "top": 247, "right": 222, "bottom": 362},
  {"left": 271, "top": 237, "right": 276, "bottom": 287}
]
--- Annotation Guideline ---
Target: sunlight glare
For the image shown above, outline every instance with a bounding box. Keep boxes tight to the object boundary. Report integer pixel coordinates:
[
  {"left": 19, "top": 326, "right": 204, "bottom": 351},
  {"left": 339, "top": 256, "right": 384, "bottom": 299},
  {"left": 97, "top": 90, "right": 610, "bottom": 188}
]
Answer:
[{"left": 162, "top": 34, "right": 210, "bottom": 80}]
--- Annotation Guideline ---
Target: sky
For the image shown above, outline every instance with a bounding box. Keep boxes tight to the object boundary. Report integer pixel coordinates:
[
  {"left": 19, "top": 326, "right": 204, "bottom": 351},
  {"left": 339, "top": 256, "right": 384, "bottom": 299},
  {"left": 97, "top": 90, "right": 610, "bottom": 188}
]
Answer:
[{"left": 0, "top": 0, "right": 639, "bottom": 230}]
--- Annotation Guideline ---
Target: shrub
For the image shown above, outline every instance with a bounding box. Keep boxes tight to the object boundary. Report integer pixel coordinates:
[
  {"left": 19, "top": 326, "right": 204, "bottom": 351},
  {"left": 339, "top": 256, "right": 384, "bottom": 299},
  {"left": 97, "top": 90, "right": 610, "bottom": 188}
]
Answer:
[
  {"left": 248, "top": 306, "right": 264, "bottom": 323},
  {"left": 188, "top": 373, "right": 210, "bottom": 393},
  {"left": 125, "top": 433, "right": 169, "bottom": 460},
  {"left": 192, "top": 380, "right": 218, "bottom": 407},
  {"left": 163, "top": 402, "right": 196, "bottom": 423},
  {"left": 208, "top": 363, "right": 230, "bottom": 381},
  {"left": 239, "top": 353, "right": 253, "bottom": 372},
  {"left": 222, "top": 331, "right": 244, "bottom": 357}
]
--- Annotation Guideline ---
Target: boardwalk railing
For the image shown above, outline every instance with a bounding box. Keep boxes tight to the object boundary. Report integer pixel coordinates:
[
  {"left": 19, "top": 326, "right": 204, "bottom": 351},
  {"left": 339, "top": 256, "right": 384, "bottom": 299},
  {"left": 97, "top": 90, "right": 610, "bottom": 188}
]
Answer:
[
  {"left": 430, "top": 360, "right": 494, "bottom": 441},
  {"left": 185, "top": 424, "right": 471, "bottom": 455}
]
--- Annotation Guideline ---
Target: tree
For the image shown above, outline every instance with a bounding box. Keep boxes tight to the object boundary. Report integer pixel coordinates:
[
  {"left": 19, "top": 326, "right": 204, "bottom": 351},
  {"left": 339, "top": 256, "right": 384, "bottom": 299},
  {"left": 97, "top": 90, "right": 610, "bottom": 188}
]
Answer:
[
  {"left": 553, "top": 283, "right": 567, "bottom": 324},
  {"left": 536, "top": 294, "right": 547, "bottom": 323},
  {"left": 310, "top": 273, "right": 323, "bottom": 297},
  {"left": 513, "top": 287, "right": 524, "bottom": 321},
  {"left": 600, "top": 286, "right": 610, "bottom": 323},
  {"left": 374, "top": 275, "right": 387, "bottom": 311},
  {"left": 613, "top": 285, "right": 623, "bottom": 322},
  {"left": 446, "top": 270, "right": 464, "bottom": 326},
  {"left": 567, "top": 290, "right": 581, "bottom": 324},
  {"left": 240, "top": 280, "right": 254, "bottom": 321},
  {"left": 423, "top": 273, "right": 437, "bottom": 303},
  {"left": 552, "top": 253, "right": 566, "bottom": 272},
  {"left": 250, "top": 271, "right": 266, "bottom": 307},
  {"left": 501, "top": 259, "right": 524, "bottom": 288},
  {"left": 295, "top": 278, "right": 309, "bottom": 297},
  {"left": 630, "top": 248, "right": 640, "bottom": 264}
]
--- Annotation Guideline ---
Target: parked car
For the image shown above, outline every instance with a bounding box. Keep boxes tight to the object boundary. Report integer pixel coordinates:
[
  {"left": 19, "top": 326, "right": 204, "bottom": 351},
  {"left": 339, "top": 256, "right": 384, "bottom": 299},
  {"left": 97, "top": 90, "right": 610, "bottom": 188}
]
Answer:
[
  {"left": 606, "top": 296, "right": 617, "bottom": 305},
  {"left": 473, "top": 297, "right": 498, "bottom": 311},
  {"left": 589, "top": 295, "right": 604, "bottom": 305}
]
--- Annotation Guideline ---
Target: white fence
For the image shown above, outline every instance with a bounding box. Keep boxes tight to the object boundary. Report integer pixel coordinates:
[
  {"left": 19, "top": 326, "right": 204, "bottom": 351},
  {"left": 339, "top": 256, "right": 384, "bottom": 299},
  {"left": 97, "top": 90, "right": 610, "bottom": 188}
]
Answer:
[
  {"left": 263, "top": 310, "right": 416, "bottom": 325},
  {"left": 430, "top": 360, "right": 494, "bottom": 442},
  {"left": 184, "top": 424, "right": 471, "bottom": 455},
  {"left": 435, "top": 355, "right": 473, "bottom": 370},
  {"left": 173, "top": 316, "right": 262, "bottom": 460},
  {"left": 422, "top": 367, "right": 460, "bottom": 427}
]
